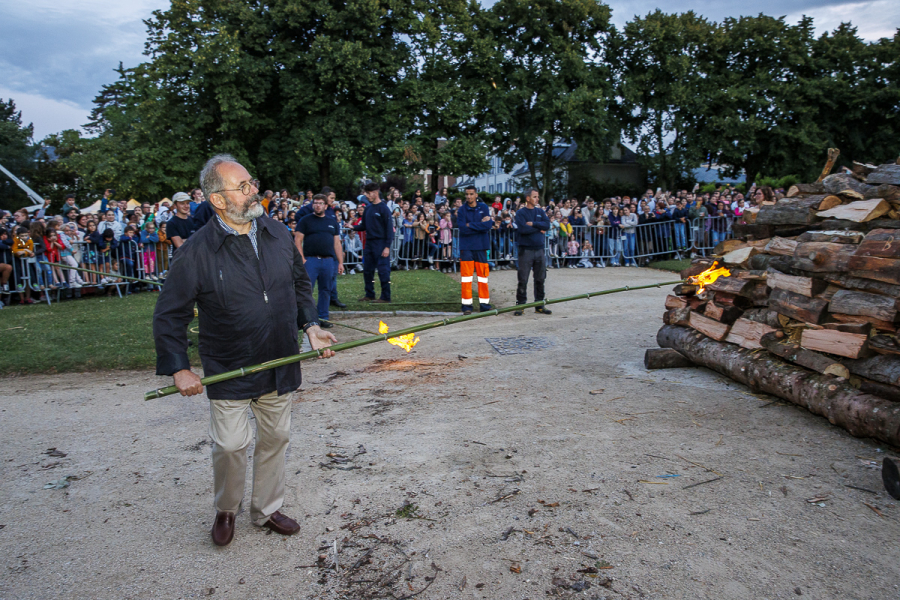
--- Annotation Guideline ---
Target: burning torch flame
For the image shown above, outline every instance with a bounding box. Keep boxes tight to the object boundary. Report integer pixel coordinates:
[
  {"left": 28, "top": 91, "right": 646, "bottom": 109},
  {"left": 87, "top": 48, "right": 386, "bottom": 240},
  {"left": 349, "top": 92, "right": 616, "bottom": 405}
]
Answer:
[
  {"left": 379, "top": 321, "right": 420, "bottom": 353},
  {"left": 688, "top": 261, "right": 731, "bottom": 295}
]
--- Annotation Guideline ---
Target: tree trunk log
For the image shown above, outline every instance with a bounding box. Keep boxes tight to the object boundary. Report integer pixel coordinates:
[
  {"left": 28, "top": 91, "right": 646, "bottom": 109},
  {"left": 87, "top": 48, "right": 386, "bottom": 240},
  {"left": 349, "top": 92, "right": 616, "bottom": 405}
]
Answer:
[
  {"left": 756, "top": 197, "right": 826, "bottom": 225},
  {"left": 767, "top": 268, "right": 829, "bottom": 297},
  {"left": 828, "top": 290, "right": 898, "bottom": 322},
  {"left": 841, "top": 354, "right": 900, "bottom": 387},
  {"left": 704, "top": 301, "right": 744, "bottom": 324},
  {"left": 855, "top": 229, "right": 900, "bottom": 259},
  {"left": 689, "top": 311, "right": 731, "bottom": 341},
  {"left": 801, "top": 329, "right": 870, "bottom": 360},
  {"left": 764, "top": 237, "right": 799, "bottom": 256},
  {"left": 823, "top": 273, "right": 900, "bottom": 297},
  {"left": 792, "top": 242, "right": 857, "bottom": 272},
  {"left": 769, "top": 288, "right": 830, "bottom": 324},
  {"left": 846, "top": 255, "right": 900, "bottom": 285},
  {"left": 725, "top": 317, "right": 778, "bottom": 349},
  {"left": 787, "top": 182, "right": 825, "bottom": 197},
  {"left": 866, "top": 164, "right": 900, "bottom": 186},
  {"left": 656, "top": 325, "right": 900, "bottom": 446},
  {"left": 830, "top": 313, "right": 897, "bottom": 333},
  {"left": 760, "top": 332, "right": 850, "bottom": 378},
  {"left": 822, "top": 173, "right": 874, "bottom": 198},
  {"left": 644, "top": 348, "right": 694, "bottom": 370},
  {"left": 742, "top": 308, "right": 784, "bottom": 328},
  {"left": 797, "top": 230, "right": 865, "bottom": 244}
]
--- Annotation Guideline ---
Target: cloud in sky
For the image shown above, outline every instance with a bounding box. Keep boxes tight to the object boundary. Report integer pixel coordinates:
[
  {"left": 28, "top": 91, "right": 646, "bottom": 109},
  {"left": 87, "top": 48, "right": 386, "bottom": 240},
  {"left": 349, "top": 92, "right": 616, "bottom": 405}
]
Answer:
[{"left": 2, "top": 0, "right": 898, "bottom": 141}]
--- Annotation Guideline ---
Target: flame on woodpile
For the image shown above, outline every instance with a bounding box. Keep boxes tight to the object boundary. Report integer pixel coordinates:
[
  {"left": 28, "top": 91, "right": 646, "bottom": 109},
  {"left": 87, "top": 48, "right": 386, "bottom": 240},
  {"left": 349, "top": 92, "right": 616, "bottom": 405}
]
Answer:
[
  {"left": 378, "top": 321, "right": 420, "bottom": 353},
  {"left": 688, "top": 262, "right": 731, "bottom": 295}
]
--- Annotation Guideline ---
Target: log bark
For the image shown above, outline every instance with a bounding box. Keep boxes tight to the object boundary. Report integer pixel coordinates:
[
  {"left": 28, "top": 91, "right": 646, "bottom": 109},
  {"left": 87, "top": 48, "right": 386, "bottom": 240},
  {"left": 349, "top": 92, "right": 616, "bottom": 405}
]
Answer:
[
  {"left": 710, "top": 291, "right": 752, "bottom": 309},
  {"left": 644, "top": 348, "right": 694, "bottom": 370},
  {"left": 816, "top": 148, "right": 841, "bottom": 183},
  {"left": 797, "top": 230, "right": 865, "bottom": 244},
  {"left": 704, "top": 301, "right": 744, "bottom": 324},
  {"left": 756, "top": 197, "right": 826, "bottom": 225},
  {"left": 824, "top": 322, "right": 870, "bottom": 335},
  {"left": 657, "top": 324, "right": 900, "bottom": 445},
  {"left": 760, "top": 332, "right": 850, "bottom": 378},
  {"left": 712, "top": 239, "right": 752, "bottom": 255},
  {"left": 845, "top": 255, "right": 900, "bottom": 285},
  {"left": 749, "top": 253, "right": 778, "bottom": 271},
  {"left": 766, "top": 268, "right": 829, "bottom": 297},
  {"left": 870, "top": 335, "right": 900, "bottom": 356},
  {"left": 792, "top": 242, "right": 856, "bottom": 272},
  {"left": 866, "top": 164, "right": 900, "bottom": 186},
  {"left": 801, "top": 329, "right": 870, "bottom": 359},
  {"left": 721, "top": 246, "right": 760, "bottom": 266},
  {"left": 856, "top": 378, "right": 900, "bottom": 403},
  {"left": 673, "top": 284, "right": 700, "bottom": 296},
  {"left": 689, "top": 311, "right": 731, "bottom": 341},
  {"left": 764, "top": 237, "right": 799, "bottom": 256},
  {"left": 725, "top": 318, "right": 777, "bottom": 349},
  {"left": 769, "top": 288, "right": 830, "bottom": 324},
  {"left": 818, "top": 199, "right": 892, "bottom": 222},
  {"left": 742, "top": 308, "right": 784, "bottom": 328},
  {"left": 830, "top": 313, "right": 897, "bottom": 333},
  {"left": 663, "top": 307, "right": 693, "bottom": 327},
  {"left": 787, "top": 182, "right": 825, "bottom": 197},
  {"left": 841, "top": 354, "right": 900, "bottom": 387},
  {"left": 823, "top": 273, "right": 900, "bottom": 297},
  {"left": 828, "top": 290, "right": 898, "bottom": 323},
  {"left": 822, "top": 172, "right": 875, "bottom": 198},
  {"left": 707, "top": 277, "right": 754, "bottom": 296},
  {"left": 855, "top": 229, "right": 900, "bottom": 259},
  {"left": 867, "top": 184, "right": 900, "bottom": 203},
  {"left": 814, "top": 218, "right": 900, "bottom": 232}
]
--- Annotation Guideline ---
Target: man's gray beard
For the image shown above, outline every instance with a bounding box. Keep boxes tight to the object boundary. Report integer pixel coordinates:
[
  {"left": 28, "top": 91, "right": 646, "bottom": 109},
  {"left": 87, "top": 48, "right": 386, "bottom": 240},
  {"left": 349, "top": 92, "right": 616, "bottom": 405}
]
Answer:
[{"left": 225, "top": 194, "right": 264, "bottom": 224}]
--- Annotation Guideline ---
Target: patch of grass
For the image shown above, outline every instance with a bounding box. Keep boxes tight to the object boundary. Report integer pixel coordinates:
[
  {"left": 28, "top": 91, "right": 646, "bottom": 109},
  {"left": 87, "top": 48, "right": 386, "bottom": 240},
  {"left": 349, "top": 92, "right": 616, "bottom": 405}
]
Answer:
[
  {"left": 0, "top": 270, "right": 461, "bottom": 376},
  {"left": 334, "top": 269, "right": 460, "bottom": 311},
  {"left": 647, "top": 258, "right": 691, "bottom": 273},
  {"left": 0, "top": 292, "right": 200, "bottom": 376}
]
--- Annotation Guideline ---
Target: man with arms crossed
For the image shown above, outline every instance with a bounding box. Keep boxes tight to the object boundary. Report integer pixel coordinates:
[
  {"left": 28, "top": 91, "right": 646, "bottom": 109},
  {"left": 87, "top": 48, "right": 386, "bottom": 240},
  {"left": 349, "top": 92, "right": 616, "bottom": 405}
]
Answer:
[{"left": 153, "top": 154, "right": 337, "bottom": 546}]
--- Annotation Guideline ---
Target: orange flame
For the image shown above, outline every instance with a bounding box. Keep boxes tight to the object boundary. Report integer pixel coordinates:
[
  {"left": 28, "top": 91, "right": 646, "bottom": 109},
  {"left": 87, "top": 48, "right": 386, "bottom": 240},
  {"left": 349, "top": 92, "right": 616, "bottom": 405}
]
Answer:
[
  {"left": 379, "top": 321, "right": 420, "bottom": 353},
  {"left": 688, "top": 261, "right": 731, "bottom": 294}
]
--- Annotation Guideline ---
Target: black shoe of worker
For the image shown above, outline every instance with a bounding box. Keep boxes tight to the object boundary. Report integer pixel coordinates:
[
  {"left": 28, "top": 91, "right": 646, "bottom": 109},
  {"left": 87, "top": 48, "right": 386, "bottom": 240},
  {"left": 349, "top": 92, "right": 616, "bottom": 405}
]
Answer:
[
  {"left": 319, "top": 321, "right": 334, "bottom": 329},
  {"left": 330, "top": 299, "right": 347, "bottom": 309},
  {"left": 535, "top": 306, "right": 552, "bottom": 315},
  {"left": 357, "top": 296, "right": 374, "bottom": 302},
  {"left": 514, "top": 305, "right": 524, "bottom": 316},
  {"left": 479, "top": 303, "right": 494, "bottom": 312},
  {"left": 461, "top": 304, "right": 473, "bottom": 316}
]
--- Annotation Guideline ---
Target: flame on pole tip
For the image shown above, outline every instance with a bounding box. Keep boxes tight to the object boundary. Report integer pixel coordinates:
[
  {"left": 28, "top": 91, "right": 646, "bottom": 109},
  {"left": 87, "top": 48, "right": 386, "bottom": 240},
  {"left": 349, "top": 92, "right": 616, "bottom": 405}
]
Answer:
[
  {"left": 688, "top": 261, "right": 731, "bottom": 294},
  {"left": 379, "top": 321, "right": 420, "bottom": 353}
]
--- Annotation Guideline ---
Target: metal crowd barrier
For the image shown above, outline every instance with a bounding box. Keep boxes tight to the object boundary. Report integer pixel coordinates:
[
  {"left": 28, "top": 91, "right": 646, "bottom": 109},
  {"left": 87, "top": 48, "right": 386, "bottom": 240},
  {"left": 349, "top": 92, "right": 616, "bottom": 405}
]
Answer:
[{"left": 1, "top": 214, "right": 738, "bottom": 307}]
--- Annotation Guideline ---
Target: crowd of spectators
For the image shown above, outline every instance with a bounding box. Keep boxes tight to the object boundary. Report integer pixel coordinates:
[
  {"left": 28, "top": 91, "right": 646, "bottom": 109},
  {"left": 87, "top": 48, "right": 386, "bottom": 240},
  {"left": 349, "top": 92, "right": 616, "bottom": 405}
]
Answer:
[{"left": 0, "top": 181, "right": 777, "bottom": 308}]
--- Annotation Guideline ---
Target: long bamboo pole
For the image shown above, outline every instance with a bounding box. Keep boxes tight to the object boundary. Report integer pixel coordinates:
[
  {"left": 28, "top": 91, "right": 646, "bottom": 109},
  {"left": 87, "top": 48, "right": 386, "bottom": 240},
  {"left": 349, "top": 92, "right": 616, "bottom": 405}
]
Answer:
[
  {"left": 144, "top": 280, "right": 683, "bottom": 400},
  {"left": 40, "top": 261, "right": 159, "bottom": 286}
]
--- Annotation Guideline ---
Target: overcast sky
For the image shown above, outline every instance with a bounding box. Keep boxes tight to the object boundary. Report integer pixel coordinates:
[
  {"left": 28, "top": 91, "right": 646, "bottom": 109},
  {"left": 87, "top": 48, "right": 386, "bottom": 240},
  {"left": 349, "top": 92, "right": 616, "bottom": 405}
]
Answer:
[{"left": 2, "top": 0, "right": 897, "bottom": 141}]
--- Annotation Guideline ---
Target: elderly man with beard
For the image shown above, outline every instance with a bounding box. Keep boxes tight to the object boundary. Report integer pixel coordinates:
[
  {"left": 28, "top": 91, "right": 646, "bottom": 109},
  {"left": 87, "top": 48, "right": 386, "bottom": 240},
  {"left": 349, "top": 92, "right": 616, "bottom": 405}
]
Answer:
[{"left": 153, "top": 154, "right": 338, "bottom": 547}]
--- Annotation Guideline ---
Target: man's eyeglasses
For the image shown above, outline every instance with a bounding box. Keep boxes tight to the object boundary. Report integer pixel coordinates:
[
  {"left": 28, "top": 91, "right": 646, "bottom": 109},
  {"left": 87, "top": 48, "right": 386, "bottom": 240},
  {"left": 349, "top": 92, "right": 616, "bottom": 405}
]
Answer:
[{"left": 214, "top": 179, "right": 260, "bottom": 196}]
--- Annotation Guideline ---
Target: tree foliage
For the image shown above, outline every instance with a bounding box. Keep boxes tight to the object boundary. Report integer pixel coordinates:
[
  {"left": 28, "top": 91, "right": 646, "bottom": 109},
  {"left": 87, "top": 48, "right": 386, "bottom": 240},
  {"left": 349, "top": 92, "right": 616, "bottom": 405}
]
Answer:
[{"left": 0, "top": 98, "right": 35, "bottom": 209}]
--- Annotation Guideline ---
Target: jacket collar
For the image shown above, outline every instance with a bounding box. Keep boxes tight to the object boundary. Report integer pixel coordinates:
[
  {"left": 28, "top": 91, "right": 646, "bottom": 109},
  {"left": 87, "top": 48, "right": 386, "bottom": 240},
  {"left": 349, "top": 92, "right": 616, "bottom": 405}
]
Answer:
[{"left": 210, "top": 213, "right": 275, "bottom": 252}]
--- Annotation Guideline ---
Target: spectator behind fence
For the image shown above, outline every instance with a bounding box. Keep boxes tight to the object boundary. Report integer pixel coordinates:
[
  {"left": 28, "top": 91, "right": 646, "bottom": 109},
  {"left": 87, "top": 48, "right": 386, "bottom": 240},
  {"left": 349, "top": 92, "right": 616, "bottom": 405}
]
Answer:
[
  {"left": 167, "top": 192, "right": 197, "bottom": 253},
  {"left": 12, "top": 226, "right": 35, "bottom": 303},
  {"left": 0, "top": 227, "right": 13, "bottom": 296}
]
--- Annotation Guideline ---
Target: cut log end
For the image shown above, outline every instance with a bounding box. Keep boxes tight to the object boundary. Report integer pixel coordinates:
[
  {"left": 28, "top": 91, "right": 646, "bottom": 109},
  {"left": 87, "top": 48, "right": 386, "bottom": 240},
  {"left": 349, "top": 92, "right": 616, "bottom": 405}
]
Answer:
[{"left": 644, "top": 348, "right": 695, "bottom": 370}]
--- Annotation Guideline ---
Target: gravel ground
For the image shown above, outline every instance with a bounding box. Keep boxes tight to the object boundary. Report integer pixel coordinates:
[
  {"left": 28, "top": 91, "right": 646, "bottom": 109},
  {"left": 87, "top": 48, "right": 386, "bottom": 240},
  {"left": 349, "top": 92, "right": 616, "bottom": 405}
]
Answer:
[{"left": 1, "top": 266, "right": 897, "bottom": 600}]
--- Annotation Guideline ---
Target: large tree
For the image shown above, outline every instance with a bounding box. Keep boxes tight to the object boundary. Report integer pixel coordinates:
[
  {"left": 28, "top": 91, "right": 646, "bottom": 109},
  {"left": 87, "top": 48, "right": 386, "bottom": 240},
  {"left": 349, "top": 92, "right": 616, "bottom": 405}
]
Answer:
[
  {"left": 0, "top": 98, "right": 35, "bottom": 209},
  {"left": 614, "top": 11, "right": 714, "bottom": 189},
  {"left": 697, "top": 15, "right": 825, "bottom": 181},
  {"left": 481, "top": 0, "right": 617, "bottom": 203}
]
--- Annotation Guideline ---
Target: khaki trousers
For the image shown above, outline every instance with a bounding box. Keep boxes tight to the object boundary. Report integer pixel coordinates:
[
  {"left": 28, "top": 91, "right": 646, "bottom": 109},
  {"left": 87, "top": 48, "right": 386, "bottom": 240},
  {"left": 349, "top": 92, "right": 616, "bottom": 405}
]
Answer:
[{"left": 209, "top": 390, "right": 292, "bottom": 526}]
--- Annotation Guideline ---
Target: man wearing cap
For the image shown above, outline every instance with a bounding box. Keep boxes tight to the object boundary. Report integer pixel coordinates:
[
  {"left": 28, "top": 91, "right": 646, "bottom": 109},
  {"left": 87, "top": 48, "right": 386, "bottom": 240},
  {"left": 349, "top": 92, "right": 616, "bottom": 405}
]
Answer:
[
  {"left": 153, "top": 154, "right": 337, "bottom": 547},
  {"left": 167, "top": 192, "right": 198, "bottom": 252}
]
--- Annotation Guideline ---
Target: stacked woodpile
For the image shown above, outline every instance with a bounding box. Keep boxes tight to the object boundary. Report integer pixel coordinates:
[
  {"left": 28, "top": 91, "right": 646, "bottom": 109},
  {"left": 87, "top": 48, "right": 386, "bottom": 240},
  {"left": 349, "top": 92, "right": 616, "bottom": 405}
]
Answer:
[{"left": 651, "top": 161, "right": 900, "bottom": 446}]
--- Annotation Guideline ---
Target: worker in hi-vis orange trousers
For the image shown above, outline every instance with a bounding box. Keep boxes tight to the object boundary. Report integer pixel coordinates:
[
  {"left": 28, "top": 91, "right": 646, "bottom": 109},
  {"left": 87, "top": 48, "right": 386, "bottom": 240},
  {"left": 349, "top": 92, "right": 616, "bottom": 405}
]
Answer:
[{"left": 456, "top": 186, "right": 495, "bottom": 315}]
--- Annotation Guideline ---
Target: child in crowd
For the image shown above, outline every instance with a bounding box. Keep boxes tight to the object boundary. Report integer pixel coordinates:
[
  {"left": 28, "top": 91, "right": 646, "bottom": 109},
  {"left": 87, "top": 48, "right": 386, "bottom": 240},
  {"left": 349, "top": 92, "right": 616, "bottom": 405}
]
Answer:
[
  {"left": 566, "top": 234, "right": 580, "bottom": 268},
  {"left": 11, "top": 227, "right": 35, "bottom": 304},
  {"left": 140, "top": 221, "right": 160, "bottom": 281},
  {"left": 577, "top": 240, "right": 595, "bottom": 268},
  {"left": 45, "top": 230, "right": 65, "bottom": 286}
]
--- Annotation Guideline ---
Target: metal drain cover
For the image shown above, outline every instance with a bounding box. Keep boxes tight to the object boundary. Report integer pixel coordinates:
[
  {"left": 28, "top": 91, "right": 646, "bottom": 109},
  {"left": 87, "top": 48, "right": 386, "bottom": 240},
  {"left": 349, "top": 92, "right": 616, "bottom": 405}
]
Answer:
[{"left": 485, "top": 336, "right": 554, "bottom": 355}]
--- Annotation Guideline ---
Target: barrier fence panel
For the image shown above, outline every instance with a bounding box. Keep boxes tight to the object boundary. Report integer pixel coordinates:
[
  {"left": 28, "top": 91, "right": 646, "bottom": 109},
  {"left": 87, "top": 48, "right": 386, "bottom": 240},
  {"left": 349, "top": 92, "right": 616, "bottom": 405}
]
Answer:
[{"left": 689, "top": 215, "right": 735, "bottom": 256}]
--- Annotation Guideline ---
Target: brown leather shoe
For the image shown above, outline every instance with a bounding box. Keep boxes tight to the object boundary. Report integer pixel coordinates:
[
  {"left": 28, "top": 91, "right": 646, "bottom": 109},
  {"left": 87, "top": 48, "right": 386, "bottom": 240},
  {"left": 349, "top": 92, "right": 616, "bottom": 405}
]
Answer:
[
  {"left": 356, "top": 296, "right": 374, "bottom": 302},
  {"left": 262, "top": 511, "right": 301, "bottom": 536},
  {"left": 373, "top": 298, "right": 391, "bottom": 304},
  {"left": 211, "top": 511, "right": 235, "bottom": 546}
]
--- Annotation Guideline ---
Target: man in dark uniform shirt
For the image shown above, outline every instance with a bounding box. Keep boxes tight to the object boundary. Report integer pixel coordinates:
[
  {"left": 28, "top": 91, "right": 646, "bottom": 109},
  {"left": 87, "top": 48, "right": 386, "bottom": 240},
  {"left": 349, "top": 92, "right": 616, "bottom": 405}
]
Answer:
[
  {"left": 352, "top": 182, "right": 393, "bottom": 303},
  {"left": 295, "top": 194, "right": 344, "bottom": 325}
]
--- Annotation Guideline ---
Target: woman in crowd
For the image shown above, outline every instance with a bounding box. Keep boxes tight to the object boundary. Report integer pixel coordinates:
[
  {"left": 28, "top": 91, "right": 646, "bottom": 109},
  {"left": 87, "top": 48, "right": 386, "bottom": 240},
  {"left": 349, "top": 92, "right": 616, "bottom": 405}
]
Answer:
[
  {"left": 620, "top": 206, "right": 638, "bottom": 267},
  {"left": 413, "top": 212, "right": 429, "bottom": 268},
  {"left": 439, "top": 208, "right": 453, "bottom": 272},
  {"left": 140, "top": 221, "right": 160, "bottom": 281}
]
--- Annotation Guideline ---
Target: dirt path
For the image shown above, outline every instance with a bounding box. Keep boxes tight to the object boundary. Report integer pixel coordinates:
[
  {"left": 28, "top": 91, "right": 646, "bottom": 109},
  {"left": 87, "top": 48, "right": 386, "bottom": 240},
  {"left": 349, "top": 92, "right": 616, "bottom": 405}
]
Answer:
[{"left": 1, "top": 267, "right": 897, "bottom": 600}]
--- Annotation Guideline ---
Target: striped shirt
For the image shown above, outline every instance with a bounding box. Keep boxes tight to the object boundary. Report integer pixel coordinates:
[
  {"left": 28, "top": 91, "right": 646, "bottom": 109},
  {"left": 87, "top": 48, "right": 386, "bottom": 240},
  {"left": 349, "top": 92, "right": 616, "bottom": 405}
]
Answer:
[{"left": 216, "top": 215, "right": 259, "bottom": 258}]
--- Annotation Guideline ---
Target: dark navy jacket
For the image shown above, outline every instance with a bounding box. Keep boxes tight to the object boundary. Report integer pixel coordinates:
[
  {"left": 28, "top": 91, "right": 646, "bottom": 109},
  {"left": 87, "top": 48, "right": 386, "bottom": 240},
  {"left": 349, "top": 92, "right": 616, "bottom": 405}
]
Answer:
[
  {"left": 514, "top": 206, "right": 550, "bottom": 248},
  {"left": 153, "top": 215, "right": 319, "bottom": 400},
  {"left": 353, "top": 202, "right": 394, "bottom": 243},
  {"left": 457, "top": 201, "right": 493, "bottom": 251}
]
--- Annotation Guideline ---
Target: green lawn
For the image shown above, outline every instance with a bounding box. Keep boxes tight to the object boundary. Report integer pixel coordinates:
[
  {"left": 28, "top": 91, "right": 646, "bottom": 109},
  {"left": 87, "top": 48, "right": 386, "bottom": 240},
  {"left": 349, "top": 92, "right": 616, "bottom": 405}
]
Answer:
[
  {"left": 0, "top": 270, "right": 461, "bottom": 376},
  {"left": 647, "top": 258, "right": 691, "bottom": 273}
]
